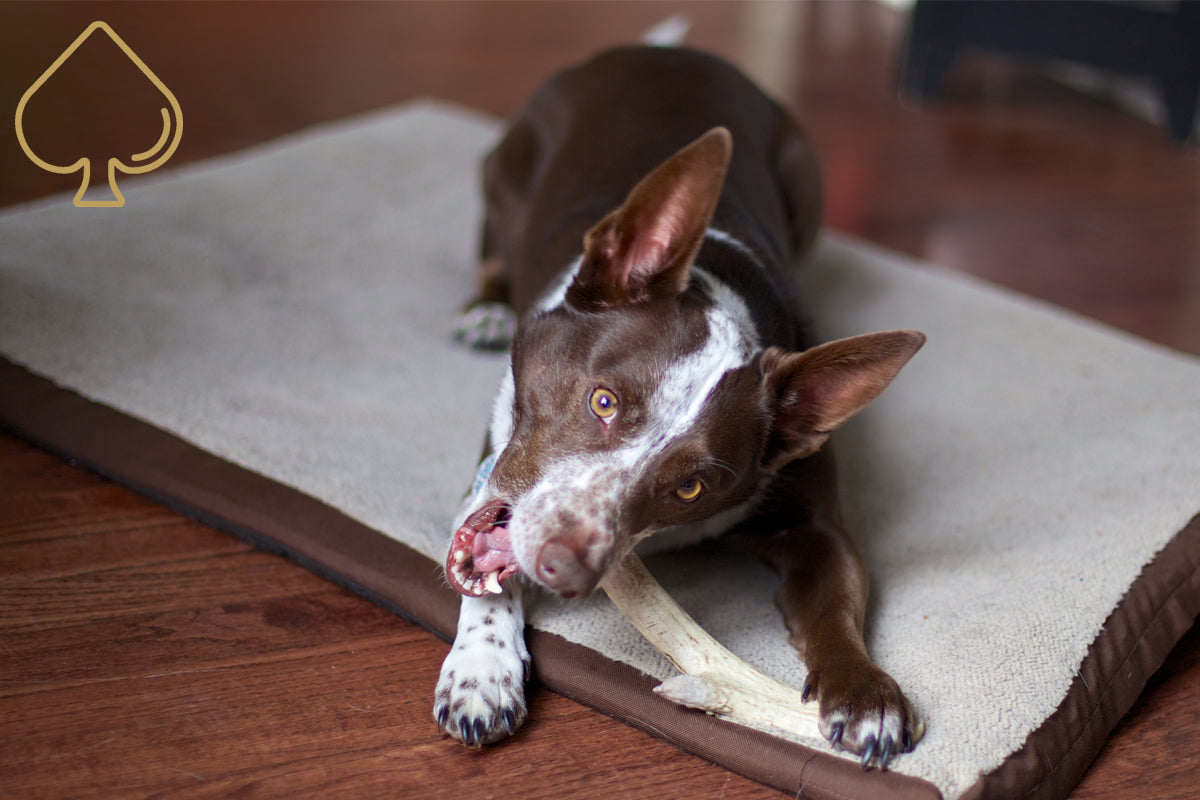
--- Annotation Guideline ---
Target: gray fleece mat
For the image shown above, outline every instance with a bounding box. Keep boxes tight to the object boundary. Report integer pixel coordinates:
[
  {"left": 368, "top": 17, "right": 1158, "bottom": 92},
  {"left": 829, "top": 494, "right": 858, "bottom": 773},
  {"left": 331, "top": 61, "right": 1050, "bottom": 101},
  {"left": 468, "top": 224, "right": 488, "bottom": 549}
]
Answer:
[{"left": 2, "top": 101, "right": 1198, "bottom": 799}]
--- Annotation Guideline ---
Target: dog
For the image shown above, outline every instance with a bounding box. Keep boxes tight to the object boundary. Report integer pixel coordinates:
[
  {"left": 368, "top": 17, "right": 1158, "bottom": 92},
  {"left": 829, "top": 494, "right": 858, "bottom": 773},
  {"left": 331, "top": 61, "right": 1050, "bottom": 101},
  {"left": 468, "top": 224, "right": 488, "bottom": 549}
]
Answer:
[{"left": 434, "top": 45, "right": 924, "bottom": 769}]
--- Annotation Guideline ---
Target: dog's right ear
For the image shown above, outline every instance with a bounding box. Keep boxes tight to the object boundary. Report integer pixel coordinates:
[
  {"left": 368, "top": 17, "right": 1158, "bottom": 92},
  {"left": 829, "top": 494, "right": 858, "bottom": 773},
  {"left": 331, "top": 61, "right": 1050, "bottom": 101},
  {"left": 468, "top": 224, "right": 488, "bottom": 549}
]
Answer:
[{"left": 566, "top": 127, "right": 732, "bottom": 310}]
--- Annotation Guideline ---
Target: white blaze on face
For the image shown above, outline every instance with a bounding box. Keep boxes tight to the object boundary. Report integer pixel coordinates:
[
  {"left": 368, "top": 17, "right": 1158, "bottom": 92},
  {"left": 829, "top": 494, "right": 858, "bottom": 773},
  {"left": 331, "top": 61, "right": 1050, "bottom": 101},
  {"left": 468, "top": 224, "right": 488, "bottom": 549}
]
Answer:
[{"left": 642, "top": 268, "right": 759, "bottom": 449}]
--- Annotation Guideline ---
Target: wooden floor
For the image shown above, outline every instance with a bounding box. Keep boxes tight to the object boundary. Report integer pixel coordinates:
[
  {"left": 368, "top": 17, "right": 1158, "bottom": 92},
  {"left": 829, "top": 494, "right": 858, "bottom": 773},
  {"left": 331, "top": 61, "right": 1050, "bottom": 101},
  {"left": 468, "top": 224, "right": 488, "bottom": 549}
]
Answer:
[{"left": 2, "top": 2, "right": 1198, "bottom": 798}]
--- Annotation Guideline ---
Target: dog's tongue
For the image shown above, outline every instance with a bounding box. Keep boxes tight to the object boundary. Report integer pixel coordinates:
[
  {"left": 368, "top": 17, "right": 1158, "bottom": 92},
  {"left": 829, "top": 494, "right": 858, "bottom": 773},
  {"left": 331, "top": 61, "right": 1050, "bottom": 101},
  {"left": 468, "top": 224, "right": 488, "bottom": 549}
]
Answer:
[
  {"left": 472, "top": 528, "right": 513, "bottom": 573},
  {"left": 446, "top": 502, "right": 519, "bottom": 597}
]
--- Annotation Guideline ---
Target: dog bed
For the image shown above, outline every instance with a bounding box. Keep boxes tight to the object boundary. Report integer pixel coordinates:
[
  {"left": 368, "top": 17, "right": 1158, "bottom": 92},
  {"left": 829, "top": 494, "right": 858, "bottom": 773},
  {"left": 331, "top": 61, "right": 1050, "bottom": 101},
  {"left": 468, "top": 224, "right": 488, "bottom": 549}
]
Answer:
[{"left": 2, "top": 101, "right": 1197, "bottom": 800}]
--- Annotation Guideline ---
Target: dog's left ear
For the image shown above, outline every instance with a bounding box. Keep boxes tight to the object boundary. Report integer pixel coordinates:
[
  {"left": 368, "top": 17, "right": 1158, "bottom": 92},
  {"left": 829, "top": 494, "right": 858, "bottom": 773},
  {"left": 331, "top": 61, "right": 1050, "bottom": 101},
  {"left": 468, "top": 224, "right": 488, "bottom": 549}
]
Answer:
[
  {"left": 761, "top": 330, "right": 925, "bottom": 469},
  {"left": 567, "top": 127, "right": 732, "bottom": 310}
]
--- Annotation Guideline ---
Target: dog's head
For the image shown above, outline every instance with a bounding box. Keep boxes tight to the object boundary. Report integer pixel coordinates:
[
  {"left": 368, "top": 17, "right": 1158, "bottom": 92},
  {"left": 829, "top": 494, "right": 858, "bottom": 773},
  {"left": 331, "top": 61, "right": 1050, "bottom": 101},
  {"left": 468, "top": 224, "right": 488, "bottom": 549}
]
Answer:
[{"left": 447, "top": 128, "right": 923, "bottom": 599}]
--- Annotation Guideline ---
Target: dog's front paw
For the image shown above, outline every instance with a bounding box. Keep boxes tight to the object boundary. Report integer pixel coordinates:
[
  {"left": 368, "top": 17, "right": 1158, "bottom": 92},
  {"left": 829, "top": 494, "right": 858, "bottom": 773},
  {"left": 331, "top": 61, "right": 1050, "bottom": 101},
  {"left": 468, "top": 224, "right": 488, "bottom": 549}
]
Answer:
[
  {"left": 802, "top": 662, "right": 923, "bottom": 769},
  {"left": 434, "top": 638, "right": 530, "bottom": 746},
  {"left": 434, "top": 593, "right": 531, "bottom": 746},
  {"left": 454, "top": 302, "right": 517, "bottom": 352},
  {"left": 434, "top": 661, "right": 527, "bottom": 746}
]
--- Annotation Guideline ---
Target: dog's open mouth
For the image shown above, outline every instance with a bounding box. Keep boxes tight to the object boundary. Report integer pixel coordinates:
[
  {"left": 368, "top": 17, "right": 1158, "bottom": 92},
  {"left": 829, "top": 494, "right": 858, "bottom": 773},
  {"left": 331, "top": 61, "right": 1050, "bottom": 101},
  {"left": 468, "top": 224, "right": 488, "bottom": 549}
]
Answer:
[{"left": 446, "top": 500, "right": 520, "bottom": 597}]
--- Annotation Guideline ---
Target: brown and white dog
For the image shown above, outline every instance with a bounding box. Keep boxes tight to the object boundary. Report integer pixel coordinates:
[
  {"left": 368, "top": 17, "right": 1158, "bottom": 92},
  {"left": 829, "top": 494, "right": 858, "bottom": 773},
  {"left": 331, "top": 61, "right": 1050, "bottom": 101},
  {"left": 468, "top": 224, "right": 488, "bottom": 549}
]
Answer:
[{"left": 435, "top": 45, "right": 924, "bottom": 769}]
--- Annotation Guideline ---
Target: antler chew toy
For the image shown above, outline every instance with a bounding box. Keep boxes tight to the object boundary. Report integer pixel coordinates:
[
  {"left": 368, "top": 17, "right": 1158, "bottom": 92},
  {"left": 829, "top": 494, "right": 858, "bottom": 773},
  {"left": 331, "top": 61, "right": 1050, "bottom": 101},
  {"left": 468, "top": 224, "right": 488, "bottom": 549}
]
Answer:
[{"left": 601, "top": 551, "right": 825, "bottom": 741}]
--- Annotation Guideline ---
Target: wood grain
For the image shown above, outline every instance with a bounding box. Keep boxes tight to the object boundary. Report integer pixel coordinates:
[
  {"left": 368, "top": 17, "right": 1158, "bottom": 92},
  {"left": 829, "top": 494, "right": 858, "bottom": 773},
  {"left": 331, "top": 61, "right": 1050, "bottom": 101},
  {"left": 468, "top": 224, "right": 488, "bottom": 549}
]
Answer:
[{"left": 2, "top": 2, "right": 1197, "bottom": 798}]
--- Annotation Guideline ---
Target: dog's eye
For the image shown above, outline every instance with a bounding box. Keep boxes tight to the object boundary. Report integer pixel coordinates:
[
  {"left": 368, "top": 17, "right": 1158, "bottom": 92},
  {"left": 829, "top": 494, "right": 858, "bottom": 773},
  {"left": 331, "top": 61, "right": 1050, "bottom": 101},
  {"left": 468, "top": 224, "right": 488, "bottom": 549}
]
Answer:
[
  {"left": 675, "top": 478, "right": 703, "bottom": 502},
  {"left": 589, "top": 387, "right": 618, "bottom": 420}
]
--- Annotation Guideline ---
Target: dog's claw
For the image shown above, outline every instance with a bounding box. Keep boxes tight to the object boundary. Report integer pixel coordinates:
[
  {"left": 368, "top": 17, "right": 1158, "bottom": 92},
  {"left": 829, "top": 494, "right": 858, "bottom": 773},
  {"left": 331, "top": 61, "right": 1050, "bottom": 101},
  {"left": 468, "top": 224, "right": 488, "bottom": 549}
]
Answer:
[
  {"left": 829, "top": 720, "right": 845, "bottom": 747},
  {"left": 801, "top": 679, "right": 813, "bottom": 703},
  {"left": 877, "top": 735, "right": 895, "bottom": 769},
  {"left": 473, "top": 717, "right": 489, "bottom": 747},
  {"left": 860, "top": 734, "right": 877, "bottom": 769},
  {"left": 457, "top": 714, "right": 473, "bottom": 745}
]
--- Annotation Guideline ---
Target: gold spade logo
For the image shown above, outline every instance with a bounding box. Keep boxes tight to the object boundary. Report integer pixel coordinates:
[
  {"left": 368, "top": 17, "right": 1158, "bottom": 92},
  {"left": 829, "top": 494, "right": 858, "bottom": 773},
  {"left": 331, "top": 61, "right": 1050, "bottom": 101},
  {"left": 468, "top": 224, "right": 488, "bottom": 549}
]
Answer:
[{"left": 15, "top": 21, "right": 183, "bottom": 208}]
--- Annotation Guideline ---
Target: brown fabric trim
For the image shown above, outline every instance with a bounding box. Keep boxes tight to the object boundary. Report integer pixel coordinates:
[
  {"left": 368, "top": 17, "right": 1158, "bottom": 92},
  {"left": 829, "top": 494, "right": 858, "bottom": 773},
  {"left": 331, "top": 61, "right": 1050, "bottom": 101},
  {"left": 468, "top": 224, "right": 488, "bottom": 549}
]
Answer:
[
  {"left": 959, "top": 513, "right": 1200, "bottom": 800},
  {"left": 0, "top": 355, "right": 944, "bottom": 798}
]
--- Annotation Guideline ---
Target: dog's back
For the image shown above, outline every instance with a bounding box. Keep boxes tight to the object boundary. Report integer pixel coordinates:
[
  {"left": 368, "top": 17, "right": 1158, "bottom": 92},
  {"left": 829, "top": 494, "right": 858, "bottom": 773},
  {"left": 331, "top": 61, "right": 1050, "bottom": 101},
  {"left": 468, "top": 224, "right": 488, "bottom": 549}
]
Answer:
[{"left": 482, "top": 46, "right": 821, "bottom": 343}]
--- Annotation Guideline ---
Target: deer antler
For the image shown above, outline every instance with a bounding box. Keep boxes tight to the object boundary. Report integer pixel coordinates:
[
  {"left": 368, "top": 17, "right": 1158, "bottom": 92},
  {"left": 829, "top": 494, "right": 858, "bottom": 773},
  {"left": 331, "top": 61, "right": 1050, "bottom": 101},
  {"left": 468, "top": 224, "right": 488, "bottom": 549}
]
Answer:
[{"left": 600, "top": 551, "right": 822, "bottom": 741}]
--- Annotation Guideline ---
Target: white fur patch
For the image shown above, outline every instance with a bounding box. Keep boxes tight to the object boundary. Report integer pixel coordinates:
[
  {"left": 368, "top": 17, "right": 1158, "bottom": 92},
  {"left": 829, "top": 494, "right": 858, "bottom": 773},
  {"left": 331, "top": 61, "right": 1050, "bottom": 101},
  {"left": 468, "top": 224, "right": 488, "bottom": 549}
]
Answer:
[
  {"left": 705, "top": 227, "right": 760, "bottom": 265},
  {"left": 454, "top": 302, "right": 517, "bottom": 350},
  {"left": 644, "top": 265, "right": 759, "bottom": 442},
  {"left": 534, "top": 255, "right": 583, "bottom": 313}
]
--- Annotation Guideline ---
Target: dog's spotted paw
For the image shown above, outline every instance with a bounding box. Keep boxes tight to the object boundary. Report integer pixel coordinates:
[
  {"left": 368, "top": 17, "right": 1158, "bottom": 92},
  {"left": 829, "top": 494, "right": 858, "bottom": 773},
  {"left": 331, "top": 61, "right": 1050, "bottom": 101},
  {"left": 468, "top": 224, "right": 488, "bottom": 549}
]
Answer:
[
  {"left": 434, "top": 656, "right": 527, "bottom": 746},
  {"left": 434, "top": 594, "right": 531, "bottom": 746},
  {"left": 802, "top": 662, "right": 923, "bottom": 769},
  {"left": 454, "top": 302, "right": 517, "bottom": 352}
]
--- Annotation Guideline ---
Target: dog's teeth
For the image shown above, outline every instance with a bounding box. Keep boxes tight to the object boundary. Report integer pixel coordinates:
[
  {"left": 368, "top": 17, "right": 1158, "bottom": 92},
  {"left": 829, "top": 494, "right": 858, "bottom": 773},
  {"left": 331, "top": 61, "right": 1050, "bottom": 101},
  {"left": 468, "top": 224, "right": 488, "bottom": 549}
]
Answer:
[
  {"left": 484, "top": 572, "right": 503, "bottom": 595},
  {"left": 453, "top": 549, "right": 467, "bottom": 564}
]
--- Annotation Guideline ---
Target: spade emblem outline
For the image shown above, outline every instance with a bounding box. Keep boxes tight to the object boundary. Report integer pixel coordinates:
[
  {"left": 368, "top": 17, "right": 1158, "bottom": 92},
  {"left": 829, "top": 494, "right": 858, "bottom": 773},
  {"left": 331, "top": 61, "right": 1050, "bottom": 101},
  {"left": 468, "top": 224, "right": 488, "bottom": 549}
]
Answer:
[{"left": 15, "top": 20, "right": 183, "bottom": 207}]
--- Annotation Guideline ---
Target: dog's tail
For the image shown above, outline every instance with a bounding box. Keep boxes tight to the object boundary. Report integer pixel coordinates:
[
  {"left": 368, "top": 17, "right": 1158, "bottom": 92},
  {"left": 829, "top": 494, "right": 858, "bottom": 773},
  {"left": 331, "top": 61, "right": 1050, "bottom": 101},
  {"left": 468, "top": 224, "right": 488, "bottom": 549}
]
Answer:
[{"left": 641, "top": 14, "right": 691, "bottom": 47}]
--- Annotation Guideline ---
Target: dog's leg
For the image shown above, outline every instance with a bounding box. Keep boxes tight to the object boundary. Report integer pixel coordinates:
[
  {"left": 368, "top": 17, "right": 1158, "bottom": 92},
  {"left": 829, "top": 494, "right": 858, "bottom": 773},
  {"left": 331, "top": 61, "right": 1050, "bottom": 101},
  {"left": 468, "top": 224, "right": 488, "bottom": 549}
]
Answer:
[
  {"left": 434, "top": 584, "right": 530, "bottom": 746},
  {"left": 740, "top": 448, "right": 922, "bottom": 768},
  {"left": 454, "top": 119, "right": 539, "bottom": 351}
]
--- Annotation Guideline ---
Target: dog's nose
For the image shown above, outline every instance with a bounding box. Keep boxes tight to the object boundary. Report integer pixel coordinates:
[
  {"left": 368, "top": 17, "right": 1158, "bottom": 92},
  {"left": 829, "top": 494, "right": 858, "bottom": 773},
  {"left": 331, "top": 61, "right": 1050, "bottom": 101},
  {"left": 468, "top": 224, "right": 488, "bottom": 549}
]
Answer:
[{"left": 536, "top": 536, "right": 600, "bottom": 598}]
